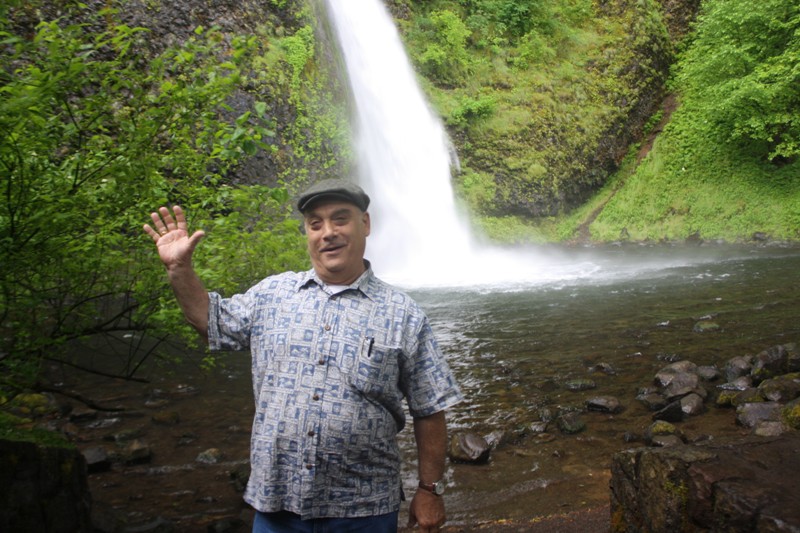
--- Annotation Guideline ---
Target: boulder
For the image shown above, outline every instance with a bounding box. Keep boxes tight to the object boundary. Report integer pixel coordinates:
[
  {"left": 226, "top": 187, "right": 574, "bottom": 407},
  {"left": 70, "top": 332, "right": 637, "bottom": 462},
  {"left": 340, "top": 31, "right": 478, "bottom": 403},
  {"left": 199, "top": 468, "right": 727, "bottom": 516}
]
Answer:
[
  {"left": 610, "top": 434, "right": 800, "bottom": 532},
  {"left": 751, "top": 345, "right": 789, "bottom": 383},
  {"left": 448, "top": 433, "right": 491, "bottom": 464},
  {"left": 0, "top": 438, "right": 92, "bottom": 532},
  {"left": 586, "top": 395, "right": 623, "bottom": 414}
]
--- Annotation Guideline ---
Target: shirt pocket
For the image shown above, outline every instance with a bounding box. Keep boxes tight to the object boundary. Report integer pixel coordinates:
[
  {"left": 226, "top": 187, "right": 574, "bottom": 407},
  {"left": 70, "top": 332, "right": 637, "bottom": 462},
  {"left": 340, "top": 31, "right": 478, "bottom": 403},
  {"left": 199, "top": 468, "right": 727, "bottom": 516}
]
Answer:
[{"left": 349, "top": 337, "right": 401, "bottom": 400}]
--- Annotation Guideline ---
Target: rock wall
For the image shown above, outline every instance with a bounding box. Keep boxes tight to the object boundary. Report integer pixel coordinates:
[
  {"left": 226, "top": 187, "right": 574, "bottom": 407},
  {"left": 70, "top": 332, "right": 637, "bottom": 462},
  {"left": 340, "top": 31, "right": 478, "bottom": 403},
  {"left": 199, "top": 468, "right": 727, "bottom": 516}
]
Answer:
[
  {"left": 0, "top": 439, "right": 92, "bottom": 533},
  {"left": 610, "top": 433, "right": 800, "bottom": 532}
]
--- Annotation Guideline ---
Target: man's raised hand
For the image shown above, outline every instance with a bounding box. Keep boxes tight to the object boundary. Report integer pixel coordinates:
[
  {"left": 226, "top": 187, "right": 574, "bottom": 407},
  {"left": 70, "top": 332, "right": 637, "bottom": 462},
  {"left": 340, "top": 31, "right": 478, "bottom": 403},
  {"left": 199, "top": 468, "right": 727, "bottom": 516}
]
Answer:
[{"left": 143, "top": 205, "right": 205, "bottom": 270}]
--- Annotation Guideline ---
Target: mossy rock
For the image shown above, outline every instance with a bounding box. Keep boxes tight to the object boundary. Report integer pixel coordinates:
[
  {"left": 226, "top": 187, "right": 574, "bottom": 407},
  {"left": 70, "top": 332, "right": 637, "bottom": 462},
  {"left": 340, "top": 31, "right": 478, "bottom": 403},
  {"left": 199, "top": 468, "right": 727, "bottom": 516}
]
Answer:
[{"left": 782, "top": 398, "right": 800, "bottom": 430}]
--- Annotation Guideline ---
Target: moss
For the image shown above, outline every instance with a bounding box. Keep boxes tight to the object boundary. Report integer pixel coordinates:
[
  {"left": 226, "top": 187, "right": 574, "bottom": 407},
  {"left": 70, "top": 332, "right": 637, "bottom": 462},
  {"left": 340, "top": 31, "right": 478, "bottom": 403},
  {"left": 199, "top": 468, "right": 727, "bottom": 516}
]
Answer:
[
  {"left": 782, "top": 399, "right": 800, "bottom": 430},
  {"left": 0, "top": 411, "right": 73, "bottom": 449}
]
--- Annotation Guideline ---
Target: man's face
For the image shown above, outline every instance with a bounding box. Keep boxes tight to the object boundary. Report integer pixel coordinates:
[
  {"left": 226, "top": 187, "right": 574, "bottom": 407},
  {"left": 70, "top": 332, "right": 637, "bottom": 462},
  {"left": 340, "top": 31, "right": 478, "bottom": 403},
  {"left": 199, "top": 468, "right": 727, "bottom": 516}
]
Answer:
[{"left": 303, "top": 200, "right": 371, "bottom": 285}]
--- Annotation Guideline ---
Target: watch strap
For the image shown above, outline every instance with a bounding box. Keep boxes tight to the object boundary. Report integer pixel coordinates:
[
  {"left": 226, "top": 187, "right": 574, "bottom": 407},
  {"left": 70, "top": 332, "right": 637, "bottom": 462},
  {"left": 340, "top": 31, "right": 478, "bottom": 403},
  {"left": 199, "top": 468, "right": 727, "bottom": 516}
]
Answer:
[{"left": 418, "top": 479, "right": 444, "bottom": 496}]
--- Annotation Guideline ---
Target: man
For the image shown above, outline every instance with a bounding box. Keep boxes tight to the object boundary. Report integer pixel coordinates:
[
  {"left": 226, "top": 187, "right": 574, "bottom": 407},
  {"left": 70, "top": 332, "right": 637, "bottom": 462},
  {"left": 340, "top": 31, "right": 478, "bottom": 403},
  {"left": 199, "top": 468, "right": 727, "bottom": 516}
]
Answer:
[{"left": 143, "top": 179, "right": 463, "bottom": 533}]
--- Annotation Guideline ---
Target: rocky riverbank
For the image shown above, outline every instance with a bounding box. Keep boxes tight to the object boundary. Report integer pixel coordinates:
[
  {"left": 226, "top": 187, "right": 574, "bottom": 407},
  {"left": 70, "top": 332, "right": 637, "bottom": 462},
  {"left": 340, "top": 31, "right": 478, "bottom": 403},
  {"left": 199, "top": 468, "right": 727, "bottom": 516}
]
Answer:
[{"left": 2, "top": 337, "right": 799, "bottom": 532}]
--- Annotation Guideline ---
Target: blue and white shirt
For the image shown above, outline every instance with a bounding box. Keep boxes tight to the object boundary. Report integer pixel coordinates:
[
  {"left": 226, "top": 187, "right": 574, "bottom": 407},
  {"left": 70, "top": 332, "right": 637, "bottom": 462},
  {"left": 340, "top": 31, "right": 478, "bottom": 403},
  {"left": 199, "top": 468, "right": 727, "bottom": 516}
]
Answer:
[{"left": 207, "top": 264, "right": 463, "bottom": 518}]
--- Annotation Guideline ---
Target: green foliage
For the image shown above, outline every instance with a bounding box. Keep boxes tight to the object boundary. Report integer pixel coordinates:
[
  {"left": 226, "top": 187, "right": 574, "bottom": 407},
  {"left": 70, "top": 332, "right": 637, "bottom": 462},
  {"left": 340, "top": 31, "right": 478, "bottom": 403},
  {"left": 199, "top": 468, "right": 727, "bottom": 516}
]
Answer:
[
  {"left": 448, "top": 94, "right": 496, "bottom": 128},
  {"left": 194, "top": 186, "right": 309, "bottom": 296},
  {"left": 572, "top": 0, "right": 800, "bottom": 243},
  {"left": 279, "top": 24, "right": 315, "bottom": 94},
  {"left": 676, "top": 0, "right": 800, "bottom": 162},
  {"left": 0, "top": 7, "right": 306, "bottom": 393},
  {"left": 402, "top": 0, "right": 671, "bottom": 218},
  {"left": 414, "top": 10, "right": 472, "bottom": 85}
]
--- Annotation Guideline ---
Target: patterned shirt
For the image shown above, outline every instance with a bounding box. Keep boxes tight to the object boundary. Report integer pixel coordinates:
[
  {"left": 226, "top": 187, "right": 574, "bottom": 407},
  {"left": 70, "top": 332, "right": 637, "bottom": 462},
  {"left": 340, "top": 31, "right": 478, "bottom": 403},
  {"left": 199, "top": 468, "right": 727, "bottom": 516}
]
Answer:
[{"left": 207, "top": 264, "right": 463, "bottom": 518}]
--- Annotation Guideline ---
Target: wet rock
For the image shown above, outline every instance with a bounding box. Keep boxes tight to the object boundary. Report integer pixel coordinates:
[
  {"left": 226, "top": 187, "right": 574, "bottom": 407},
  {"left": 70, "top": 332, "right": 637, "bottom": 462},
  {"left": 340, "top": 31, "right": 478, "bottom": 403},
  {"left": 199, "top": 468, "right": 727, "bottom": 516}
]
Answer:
[
  {"left": 144, "top": 398, "right": 170, "bottom": 409},
  {"left": 650, "top": 434, "right": 684, "bottom": 447},
  {"left": 448, "top": 433, "right": 491, "bottom": 464},
  {"left": 680, "top": 393, "right": 705, "bottom": 416},
  {"left": 229, "top": 464, "right": 250, "bottom": 493},
  {"left": 528, "top": 421, "right": 548, "bottom": 434},
  {"left": 123, "top": 439, "right": 153, "bottom": 465},
  {"left": 758, "top": 374, "right": 800, "bottom": 402},
  {"left": 753, "top": 420, "right": 787, "bottom": 437},
  {"left": 176, "top": 432, "right": 198, "bottom": 446},
  {"left": 538, "top": 407, "right": 555, "bottom": 422},
  {"left": 7, "top": 392, "right": 61, "bottom": 418},
  {"left": 654, "top": 360, "right": 695, "bottom": 387},
  {"left": 652, "top": 400, "right": 684, "bottom": 423},
  {"left": 735, "top": 401, "right": 782, "bottom": 429},
  {"left": 644, "top": 420, "right": 685, "bottom": 446},
  {"left": 82, "top": 445, "right": 111, "bottom": 473},
  {"left": 718, "top": 375, "right": 753, "bottom": 391},
  {"left": 724, "top": 355, "right": 753, "bottom": 382},
  {"left": 663, "top": 373, "right": 701, "bottom": 401},
  {"left": 196, "top": 448, "right": 225, "bottom": 464},
  {"left": 715, "top": 389, "right": 738, "bottom": 407},
  {"left": 623, "top": 431, "right": 642, "bottom": 443},
  {"left": 610, "top": 434, "right": 800, "bottom": 532},
  {"left": 556, "top": 411, "right": 586, "bottom": 434},
  {"left": 696, "top": 365, "right": 720, "bottom": 381},
  {"left": 589, "top": 362, "right": 617, "bottom": 375},
  {"left": 69, "top": 406, "right": 99, "bottom": 422},
  {"left": 585, "top": 395, "right": 623, "bottom": 414},
  {"left": 86, "top": 417, "right": 121, "bottom": 430},
  {"left": 637, "top": 391, "right": 668, "bottom": 411},
  {"left": 563, "top": 379, "right": 596, "bottom": 391},
  {"left": 482, "top": 430, "right": 508, "bottom": 448},
  {"left": 751, "top": 344, "right": 789, "bottom": 383},
  {"left": 731, "top": 388, "right": 762, "bottom": 407},
  {"left": 788, "top": 343, "right": 800, "bottom": 372},
  {"left": 782, "top": 398, "right": 800, "bottom": 430},
  {"left": 693, "top": 320, "right": 720, "bottom": 333},
  {"left": 151, "top": 411, "right": 180, "bottom": 425},
  {"left": 104, "top": 427, "right": 144, "bottom": 444}
]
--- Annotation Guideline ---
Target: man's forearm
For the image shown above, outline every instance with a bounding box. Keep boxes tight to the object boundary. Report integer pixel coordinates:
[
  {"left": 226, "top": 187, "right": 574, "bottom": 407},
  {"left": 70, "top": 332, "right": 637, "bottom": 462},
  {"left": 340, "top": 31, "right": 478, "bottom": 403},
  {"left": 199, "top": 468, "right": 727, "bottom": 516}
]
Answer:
[
  {"left": 413, "top": 410, "right": 448, "bottom": 484},
  {"left": 167, "top": 265, "right": 210, "bottom": 342}
]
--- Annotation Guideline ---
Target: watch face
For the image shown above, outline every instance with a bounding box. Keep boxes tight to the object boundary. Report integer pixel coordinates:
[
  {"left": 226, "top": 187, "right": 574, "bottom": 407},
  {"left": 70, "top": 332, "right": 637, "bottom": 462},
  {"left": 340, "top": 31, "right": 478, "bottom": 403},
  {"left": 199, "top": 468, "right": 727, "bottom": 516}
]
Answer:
[{"left": 433, "top": 481, "right": 445, "bottom": 495}]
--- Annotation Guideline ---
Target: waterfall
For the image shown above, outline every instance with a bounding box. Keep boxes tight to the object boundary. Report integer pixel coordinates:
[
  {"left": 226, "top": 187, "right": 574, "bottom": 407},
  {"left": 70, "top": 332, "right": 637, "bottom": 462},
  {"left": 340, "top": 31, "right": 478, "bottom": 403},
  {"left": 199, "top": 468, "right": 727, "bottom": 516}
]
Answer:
[{"left": 324, "top": 0, "right": 599, "bottom": 289}]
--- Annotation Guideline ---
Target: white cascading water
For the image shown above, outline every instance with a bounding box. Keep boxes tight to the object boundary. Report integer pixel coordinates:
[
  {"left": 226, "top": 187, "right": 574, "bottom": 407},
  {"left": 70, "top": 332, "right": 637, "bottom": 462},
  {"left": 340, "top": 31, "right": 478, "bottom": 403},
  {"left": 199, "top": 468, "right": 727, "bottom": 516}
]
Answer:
[
  {"left": 324, "top": 0, "right": 479, "bottom": 287},
  {"left": 324, "top": 0, "right": 703, "bottom": 289}
]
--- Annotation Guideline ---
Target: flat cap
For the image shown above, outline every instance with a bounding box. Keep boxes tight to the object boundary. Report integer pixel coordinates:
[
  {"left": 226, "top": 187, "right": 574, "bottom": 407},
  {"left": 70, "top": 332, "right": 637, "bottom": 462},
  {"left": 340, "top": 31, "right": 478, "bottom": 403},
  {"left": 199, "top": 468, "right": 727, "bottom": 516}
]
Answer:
[{"left": 297, "top": 178, "right": 370, "bottom": 213}]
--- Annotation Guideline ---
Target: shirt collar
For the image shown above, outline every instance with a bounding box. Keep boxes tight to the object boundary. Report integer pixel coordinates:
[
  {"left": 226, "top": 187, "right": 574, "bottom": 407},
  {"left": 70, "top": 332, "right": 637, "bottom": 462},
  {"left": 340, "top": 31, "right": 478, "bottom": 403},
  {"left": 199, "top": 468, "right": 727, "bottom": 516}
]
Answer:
[{"left": 298, "top": 260, "right": 376, "bottom": 300}]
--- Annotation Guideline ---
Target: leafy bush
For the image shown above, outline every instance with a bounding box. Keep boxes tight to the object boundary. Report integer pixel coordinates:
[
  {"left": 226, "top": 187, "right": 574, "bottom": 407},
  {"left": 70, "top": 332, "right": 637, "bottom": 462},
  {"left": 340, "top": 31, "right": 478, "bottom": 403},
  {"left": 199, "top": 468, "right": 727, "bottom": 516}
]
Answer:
[
  {"left": 676, "top": 0, "right": 800, "bottom": 162},
  {"left": 0, "top": 8, "right": 306, "bottom": 393}
]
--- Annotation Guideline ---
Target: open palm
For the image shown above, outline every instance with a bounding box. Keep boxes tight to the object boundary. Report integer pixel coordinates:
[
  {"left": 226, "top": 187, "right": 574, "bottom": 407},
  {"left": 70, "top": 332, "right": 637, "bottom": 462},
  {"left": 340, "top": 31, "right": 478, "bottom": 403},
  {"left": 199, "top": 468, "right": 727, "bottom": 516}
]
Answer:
[{"left": 143, "top": 205, "right": 205, "bottom": 270}]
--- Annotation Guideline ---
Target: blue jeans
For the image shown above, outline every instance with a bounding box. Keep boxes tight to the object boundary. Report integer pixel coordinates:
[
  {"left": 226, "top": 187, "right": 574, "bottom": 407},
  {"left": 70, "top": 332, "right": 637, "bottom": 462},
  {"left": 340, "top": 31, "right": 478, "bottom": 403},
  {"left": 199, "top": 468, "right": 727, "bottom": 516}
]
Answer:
[{"left": 252, "top": 510, "right": 398, "bottom": 533}]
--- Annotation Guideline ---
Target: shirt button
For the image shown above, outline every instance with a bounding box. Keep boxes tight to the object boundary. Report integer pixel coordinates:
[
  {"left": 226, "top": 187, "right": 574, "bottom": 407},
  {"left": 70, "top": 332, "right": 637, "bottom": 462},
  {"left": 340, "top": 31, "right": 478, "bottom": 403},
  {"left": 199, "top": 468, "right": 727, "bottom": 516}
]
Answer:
[
  {"left": 312, "top": 394, "right": 320, "bottom": 401},
  {"left": 306, "top": 464, "right": 313, "bottom": 470},
  {"left": 324, "top": 325, "right": 331, "bottom": 331},
  {"left": 318, "top": 359, "right": 325, "bottom": 365},
  {"left": 308, "top": 430, "right": 315, "bottom": 437}
]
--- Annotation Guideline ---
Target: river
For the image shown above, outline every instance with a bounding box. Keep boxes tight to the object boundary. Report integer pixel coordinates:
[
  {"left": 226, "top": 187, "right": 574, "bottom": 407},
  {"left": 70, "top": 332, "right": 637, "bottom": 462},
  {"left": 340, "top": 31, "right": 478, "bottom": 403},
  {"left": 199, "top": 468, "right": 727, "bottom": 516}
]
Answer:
[{"left": 57, "top": 243, "right": 800, "bottom": 531}]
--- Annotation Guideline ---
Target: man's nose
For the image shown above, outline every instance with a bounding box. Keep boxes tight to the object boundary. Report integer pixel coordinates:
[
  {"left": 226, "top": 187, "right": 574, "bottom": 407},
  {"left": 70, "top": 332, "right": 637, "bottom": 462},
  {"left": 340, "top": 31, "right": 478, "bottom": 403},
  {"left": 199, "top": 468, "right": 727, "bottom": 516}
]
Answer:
[{"left": 321, "top": 220, "right": 337, "bottom": 239}]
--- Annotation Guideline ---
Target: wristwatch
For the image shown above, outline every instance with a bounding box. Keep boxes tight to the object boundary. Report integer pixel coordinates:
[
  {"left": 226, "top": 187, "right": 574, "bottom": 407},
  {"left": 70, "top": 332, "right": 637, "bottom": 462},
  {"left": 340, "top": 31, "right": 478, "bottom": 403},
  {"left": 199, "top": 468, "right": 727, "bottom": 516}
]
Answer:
[{"left": 418, "top": 479, "right": 445, "bottom": 496}]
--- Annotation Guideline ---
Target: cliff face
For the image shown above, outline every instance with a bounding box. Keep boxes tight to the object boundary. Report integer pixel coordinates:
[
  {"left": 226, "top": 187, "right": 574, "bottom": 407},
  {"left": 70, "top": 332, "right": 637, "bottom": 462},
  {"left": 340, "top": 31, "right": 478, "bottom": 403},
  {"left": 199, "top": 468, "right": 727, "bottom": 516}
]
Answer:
[
  {"left": 6, "top": 0, "right": 699, "bottom": 219},
  {"left": 394, "top": 0, "right": 699, "bottom": 218}
]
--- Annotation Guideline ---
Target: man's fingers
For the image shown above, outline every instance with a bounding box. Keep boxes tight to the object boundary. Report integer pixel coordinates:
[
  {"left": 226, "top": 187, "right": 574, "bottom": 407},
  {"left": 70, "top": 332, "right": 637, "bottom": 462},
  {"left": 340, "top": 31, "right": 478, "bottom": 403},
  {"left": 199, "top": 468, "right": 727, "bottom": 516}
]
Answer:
[
  {"left": 173, "top": 205, "right": 188, "bottom": 231},
  {"left": 143, "top": 224, "right": 160, "bottom": 241},
  {"left": 158, "top": 206, "right": 176, "bottom": 231}
]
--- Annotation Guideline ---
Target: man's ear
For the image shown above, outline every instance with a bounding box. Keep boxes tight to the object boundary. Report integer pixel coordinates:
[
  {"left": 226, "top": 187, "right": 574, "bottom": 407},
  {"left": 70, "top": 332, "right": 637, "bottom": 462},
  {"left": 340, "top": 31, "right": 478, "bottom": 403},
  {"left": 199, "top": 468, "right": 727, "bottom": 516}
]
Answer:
[{"left": 363, "top": 211, "right": 371, "bottom": 236}]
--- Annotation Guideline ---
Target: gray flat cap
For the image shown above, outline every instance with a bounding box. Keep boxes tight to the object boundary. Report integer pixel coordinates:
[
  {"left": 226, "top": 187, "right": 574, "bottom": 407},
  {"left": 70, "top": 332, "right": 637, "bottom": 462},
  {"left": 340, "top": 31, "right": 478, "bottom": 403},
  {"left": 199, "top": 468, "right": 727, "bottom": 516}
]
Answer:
[{"left": 297, "top": 179, "right": 370, "bottom": 213}]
